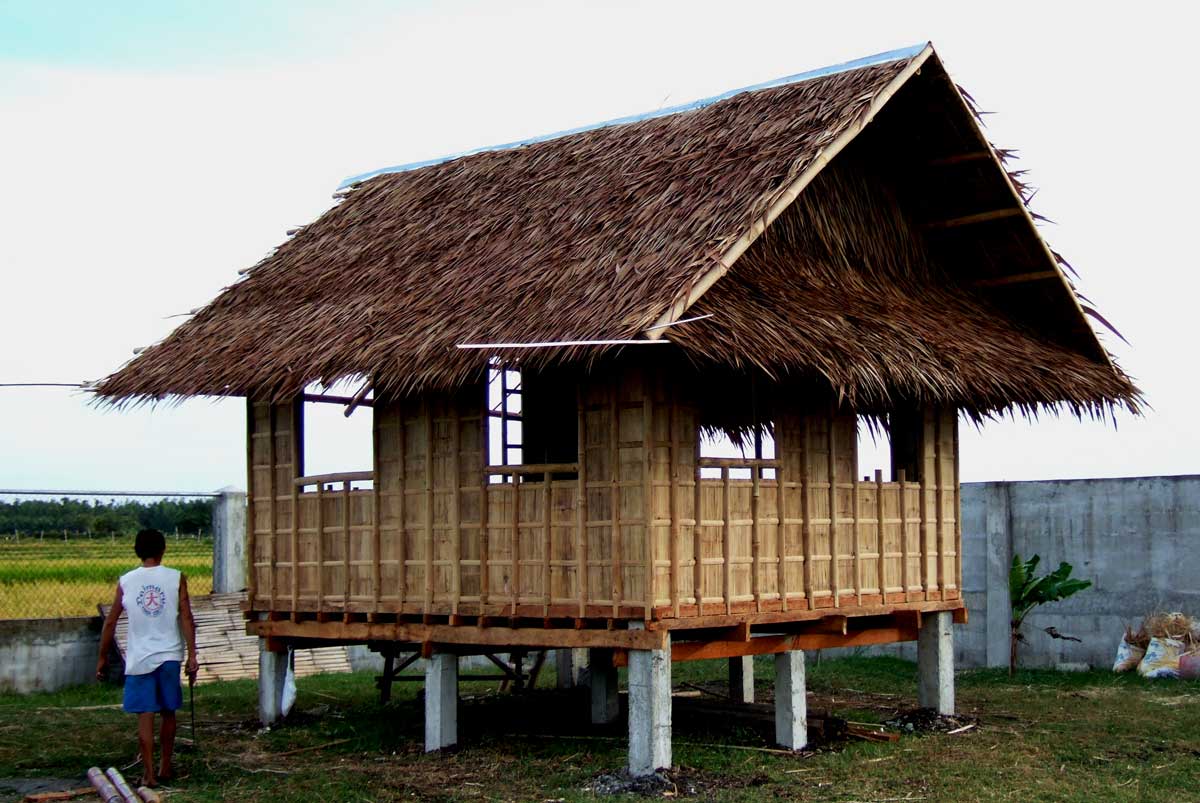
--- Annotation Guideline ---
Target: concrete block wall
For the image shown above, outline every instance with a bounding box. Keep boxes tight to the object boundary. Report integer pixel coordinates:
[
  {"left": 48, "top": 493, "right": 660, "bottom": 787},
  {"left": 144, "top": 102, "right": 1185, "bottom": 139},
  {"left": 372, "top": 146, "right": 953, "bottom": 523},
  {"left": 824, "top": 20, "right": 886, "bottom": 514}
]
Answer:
[{"left": 0, "top": 617, "right": 106, "bottom": 693}]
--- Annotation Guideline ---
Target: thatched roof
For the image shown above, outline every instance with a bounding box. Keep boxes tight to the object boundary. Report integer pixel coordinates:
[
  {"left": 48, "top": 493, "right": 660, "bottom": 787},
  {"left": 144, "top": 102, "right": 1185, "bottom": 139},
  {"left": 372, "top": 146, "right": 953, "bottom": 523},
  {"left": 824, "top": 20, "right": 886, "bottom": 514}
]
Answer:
[{"left": 95, "top": 43, "right": 1141, "bottom": 417}]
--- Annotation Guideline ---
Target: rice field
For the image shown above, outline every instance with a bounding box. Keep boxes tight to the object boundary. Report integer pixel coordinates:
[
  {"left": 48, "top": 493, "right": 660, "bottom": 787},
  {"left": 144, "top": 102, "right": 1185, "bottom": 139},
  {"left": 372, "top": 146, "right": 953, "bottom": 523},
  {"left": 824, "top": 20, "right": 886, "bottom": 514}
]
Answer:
[{"left": 0, "top": 535, "right": 212, "bottom": 619}]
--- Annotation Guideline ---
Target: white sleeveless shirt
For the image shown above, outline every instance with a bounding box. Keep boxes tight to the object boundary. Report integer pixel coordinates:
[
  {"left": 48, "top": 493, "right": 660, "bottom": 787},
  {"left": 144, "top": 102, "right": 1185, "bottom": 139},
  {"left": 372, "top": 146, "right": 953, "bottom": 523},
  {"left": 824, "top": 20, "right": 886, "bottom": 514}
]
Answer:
[{"left": 119, "top": 565, "right": 184, "bottom": 676}]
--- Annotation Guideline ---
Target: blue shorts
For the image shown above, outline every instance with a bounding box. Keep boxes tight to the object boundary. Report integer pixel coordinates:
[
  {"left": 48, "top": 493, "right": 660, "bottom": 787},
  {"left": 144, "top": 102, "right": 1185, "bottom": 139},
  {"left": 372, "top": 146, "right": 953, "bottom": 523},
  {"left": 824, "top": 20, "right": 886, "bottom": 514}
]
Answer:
[{"left": 123, "top": 661, "right": 183, "bottom": 714}]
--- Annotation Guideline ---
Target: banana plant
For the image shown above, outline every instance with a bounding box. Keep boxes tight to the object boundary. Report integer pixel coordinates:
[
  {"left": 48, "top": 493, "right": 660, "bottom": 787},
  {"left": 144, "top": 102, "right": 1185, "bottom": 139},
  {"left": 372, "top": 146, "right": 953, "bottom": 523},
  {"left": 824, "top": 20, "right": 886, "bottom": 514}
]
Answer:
[{"left": 1009, "top": 554, "right": 1092, "bottom": 676}]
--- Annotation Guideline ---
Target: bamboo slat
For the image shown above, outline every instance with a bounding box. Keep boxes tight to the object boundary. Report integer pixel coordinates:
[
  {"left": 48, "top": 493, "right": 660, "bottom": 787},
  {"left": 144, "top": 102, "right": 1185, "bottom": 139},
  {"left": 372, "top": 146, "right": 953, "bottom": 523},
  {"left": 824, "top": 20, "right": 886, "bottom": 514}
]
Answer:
[
  {"left": 898, "top": 469, "right": 911, "bottom": 594},
  {"left": 751, "top": 463, "right": 762, "bottom": 612},
  {"left": 643, "top": 395, "right": 654, "bottom": 619},
  {"left": 609, "top": 389, "right": 621, "bottom": 618},
  {"left": 827, "top": 417, "right": 839, "bottom": 608},
  {"left": 953, "top": 413, "right": 962, "bottom": 591},
  {"left": 576, "top": 385, "right": 587, "bottom": 618},
  {"left": 371, "top": 408, "right": 382, "bottom": 615},
  {"left": 668, "top": 396, "right": 681, "bottom": 618},
  {"left": 315, "top": 482, "right": 324, "bottom": 615},
  {"left": 245, "top": 401, "right": 257, "bottom": 607},
  {"left": 342, "top": 480, "right": 351, "bottom": 613},
  {"left": 451, "top": 402, "right": 462, "bottom": 614},
  {"left": 799, "top": 417, "right": 812, "bottom": 610},
  {"left": 853, "top": 472, "right": 862, "bottom": 605},
  {"left": 722, "top": 467, "right": 732, "bottom": 615},
  {"left": 934, "top": 409, "right": 944, "bottom": 593},
  {"left": 424, "top": 402, "right": 434, "bottom": 613},
  {"left": 543, "top": 469, "right": 553, "bottom": 616},
  {"left": 480, "top": 386, "right": 491, "bottom": 607},
  {"left": 397, "top": 402, "right": 408, "bottom": 611}
]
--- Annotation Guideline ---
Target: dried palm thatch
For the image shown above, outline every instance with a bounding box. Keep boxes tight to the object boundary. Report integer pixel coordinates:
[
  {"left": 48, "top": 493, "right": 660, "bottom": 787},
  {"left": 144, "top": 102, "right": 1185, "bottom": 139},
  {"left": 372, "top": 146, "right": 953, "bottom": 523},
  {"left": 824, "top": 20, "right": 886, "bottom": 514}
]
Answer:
[{"left": 93, "top": 44, "right": 1140, "bottom": 417}]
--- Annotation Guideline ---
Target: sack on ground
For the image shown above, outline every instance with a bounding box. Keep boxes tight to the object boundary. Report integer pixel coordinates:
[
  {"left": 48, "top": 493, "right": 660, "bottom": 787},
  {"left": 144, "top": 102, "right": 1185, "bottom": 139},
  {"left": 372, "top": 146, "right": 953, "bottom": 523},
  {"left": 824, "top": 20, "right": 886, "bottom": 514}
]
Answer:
[
  {"left": 1138, "top": 637, "right": 1184, "bottom": 679},
  {"left": 1113, "top": 636, "right": 1145, "bottom": 673},
  {"left": 1179, "top": 650, "right": 1200, "bottom": 680}
]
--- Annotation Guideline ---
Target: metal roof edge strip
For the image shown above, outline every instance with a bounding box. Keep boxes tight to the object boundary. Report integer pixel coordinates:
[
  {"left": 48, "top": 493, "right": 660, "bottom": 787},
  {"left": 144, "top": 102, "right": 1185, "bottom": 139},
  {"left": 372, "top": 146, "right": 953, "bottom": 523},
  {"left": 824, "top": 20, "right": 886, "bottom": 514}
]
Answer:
[{"left": 337, "top": 42, "right": 930, "bottom": 190}]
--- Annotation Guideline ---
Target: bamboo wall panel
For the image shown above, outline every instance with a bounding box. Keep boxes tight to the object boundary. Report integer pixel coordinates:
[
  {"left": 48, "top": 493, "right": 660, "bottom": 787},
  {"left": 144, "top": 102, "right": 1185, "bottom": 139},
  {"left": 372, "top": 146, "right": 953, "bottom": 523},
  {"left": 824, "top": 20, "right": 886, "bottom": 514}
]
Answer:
[{"left": 250, "top": 376, "right": 962, "bottom": 622}]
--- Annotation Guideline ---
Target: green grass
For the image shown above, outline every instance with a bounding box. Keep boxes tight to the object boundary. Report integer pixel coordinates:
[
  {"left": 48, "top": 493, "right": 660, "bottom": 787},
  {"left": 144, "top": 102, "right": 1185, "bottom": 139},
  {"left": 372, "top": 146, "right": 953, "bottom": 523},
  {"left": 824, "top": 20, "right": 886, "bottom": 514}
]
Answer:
[
  {"left": 0, "top": 537, "right": 212, "bottom": 618},
  {"left": 1, "top": 656, "right": 1197, "bottom": 801}
]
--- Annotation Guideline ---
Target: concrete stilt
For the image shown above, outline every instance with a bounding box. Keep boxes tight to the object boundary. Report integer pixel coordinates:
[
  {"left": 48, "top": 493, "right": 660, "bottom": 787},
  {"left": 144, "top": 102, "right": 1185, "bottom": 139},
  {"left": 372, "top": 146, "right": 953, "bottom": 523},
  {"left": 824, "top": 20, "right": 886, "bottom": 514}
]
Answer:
[
  {"left": 589, "top": 648, "right": 619, "bottom": 724},
  {"left": 728, "top": 655, "right": 754, "bottom": 703},
  {"left": 258, "top": 639, "right": 289, "bottom": 727},
  {"left": 627, "top": 625, "right": 671, "bottom": 776},
  {"left": 918, "top": 611, "right": 955, "bottom": 715},
  {"left": 773, "top": 650, "right": 807, "bottom": 750},
  {"left": 425, "top": 652, "right": 458, "bottom": 751}
]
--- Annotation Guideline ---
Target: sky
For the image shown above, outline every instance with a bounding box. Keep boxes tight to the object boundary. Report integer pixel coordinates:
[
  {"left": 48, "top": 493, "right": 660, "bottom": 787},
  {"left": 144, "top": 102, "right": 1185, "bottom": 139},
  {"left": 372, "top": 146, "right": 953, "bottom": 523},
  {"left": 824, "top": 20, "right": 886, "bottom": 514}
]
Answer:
[{"left": 0, "top": 0, "right": 1195, "bottom": 494}]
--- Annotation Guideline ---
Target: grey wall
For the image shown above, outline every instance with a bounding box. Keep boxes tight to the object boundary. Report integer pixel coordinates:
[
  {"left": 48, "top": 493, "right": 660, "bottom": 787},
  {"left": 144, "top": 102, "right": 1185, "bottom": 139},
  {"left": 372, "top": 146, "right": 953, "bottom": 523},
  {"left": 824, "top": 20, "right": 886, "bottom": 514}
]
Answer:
[
  {"left": 959, "top": 475, "right": 1200, "bottom": 669},
  {"left": 0, "top": 617, "right": 105, "bottom": 693}
]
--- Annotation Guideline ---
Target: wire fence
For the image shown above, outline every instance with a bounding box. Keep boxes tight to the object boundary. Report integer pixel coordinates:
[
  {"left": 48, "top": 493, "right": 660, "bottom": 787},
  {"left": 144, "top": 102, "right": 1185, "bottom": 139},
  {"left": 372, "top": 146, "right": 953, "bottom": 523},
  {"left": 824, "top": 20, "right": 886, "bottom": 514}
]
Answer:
[{"left": 0, "top": 532, "right": 213, "bottom": 619}]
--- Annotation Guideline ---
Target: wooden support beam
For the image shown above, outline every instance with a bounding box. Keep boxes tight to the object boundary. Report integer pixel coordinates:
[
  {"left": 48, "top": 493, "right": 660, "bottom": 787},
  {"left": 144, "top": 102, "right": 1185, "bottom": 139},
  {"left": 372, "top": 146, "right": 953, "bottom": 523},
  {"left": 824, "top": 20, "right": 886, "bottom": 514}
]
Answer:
[
  {"left": 925, "top": 150, "right": 992, "bottom": 166},
  {"left": 922, "top": 208, "right": 1022, "bottom": 230},
  {"left": 972, "top": 270, "right": 1059, "bottom": 288},
  {"left": 613, "top": 627, "right": 920, "bottom": 665},
  {"left": 248, "top": 617, "right": 669, "bottom": 651}
]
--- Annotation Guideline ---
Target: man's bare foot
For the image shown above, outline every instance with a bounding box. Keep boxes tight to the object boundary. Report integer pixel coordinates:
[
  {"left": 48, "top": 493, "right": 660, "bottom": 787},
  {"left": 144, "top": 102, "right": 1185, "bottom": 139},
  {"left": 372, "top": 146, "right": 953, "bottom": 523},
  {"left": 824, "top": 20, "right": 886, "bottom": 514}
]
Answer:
[
  {"left": 139, "top": 774, "right": 158, "bottom": 788},
  {"left": 157, "top": 765, "right": 174, "bottom": 784}
]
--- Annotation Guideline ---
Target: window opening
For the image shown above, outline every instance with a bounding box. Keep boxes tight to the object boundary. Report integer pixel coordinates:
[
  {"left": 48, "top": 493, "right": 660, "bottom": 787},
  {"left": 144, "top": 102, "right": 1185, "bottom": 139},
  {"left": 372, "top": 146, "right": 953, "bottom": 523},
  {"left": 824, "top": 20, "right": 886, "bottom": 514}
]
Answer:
[
  {"left": 699, "top": 428, "right": 775, "bottom": 480},
  {"left": 487, "top": 361, "right": 522, "bottom": 482},
  {"left": 301, "top": 380, "right": 374, "bottom": 489},
  {"left": 857, "top": 415, "right": 892, "bottom": 482}
]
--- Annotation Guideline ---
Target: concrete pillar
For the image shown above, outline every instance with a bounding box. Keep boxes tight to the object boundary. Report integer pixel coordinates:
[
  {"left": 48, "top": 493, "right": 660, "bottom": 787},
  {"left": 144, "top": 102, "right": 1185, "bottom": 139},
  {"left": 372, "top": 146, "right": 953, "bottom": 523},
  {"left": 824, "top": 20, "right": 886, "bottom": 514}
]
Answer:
[
  {"left": 773, "top": 650, "right": 807, "bottom": 750},
  {"left": 728, "top": 655, "right": 754, "bottom": 703},
  {"left": 212, "top": 487, "right": 248, "bottom": 593},
  {"left": 589, "top": 648, "right": 619, "bottom": 724},
  {"left": 627, "top": 625, "right": 671, "bottom": 777},
  {"left": 918, "top": 611, "right": 955, "bottom": 715},
  {"left": 258, "top": 639, "right": 289, "bottom": 727},
  {"left": 424, "top": 652, "right": 458, "bottom": 751}
]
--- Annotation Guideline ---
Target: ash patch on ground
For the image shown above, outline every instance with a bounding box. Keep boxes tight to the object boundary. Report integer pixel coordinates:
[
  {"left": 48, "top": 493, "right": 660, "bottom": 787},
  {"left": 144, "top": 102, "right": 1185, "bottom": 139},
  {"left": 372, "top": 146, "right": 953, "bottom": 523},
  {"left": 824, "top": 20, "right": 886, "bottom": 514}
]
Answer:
[
  {"left": 884, "top": 707, "right": 979, "bottom": 734},
  {"left": 586, "top": 767, "right": 768, "bottom": 798}
]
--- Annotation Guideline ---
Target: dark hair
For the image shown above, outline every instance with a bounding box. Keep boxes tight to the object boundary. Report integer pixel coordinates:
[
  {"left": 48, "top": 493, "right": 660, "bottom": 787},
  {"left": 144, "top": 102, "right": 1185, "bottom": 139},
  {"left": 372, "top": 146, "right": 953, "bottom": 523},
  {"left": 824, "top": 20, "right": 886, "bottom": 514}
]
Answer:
[{"left": 134, "top": 528, "right": 166, "bottom": 560}]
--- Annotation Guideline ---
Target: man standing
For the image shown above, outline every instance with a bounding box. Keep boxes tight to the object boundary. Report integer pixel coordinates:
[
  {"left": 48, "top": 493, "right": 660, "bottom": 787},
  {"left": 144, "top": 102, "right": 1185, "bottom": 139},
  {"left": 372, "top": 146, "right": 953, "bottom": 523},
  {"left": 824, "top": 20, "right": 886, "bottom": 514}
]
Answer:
[{"left": 97, "top": 528, "right": 199, "bottom": 788}]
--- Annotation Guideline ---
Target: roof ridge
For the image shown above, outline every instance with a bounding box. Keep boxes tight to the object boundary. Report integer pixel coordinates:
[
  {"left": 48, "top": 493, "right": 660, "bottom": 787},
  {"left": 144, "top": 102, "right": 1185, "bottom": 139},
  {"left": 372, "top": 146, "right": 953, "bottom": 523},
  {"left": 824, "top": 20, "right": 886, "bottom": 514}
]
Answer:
[{"left": 337, "top": 43, "right": 929, "bottom": 190}]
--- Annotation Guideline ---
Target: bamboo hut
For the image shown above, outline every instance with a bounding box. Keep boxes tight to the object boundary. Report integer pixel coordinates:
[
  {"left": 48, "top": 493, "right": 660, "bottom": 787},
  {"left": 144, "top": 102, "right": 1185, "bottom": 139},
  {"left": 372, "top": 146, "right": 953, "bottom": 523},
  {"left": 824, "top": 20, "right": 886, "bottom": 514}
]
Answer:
[{"left": 96, "top": 43, "right": 1140, "bottom": 774}]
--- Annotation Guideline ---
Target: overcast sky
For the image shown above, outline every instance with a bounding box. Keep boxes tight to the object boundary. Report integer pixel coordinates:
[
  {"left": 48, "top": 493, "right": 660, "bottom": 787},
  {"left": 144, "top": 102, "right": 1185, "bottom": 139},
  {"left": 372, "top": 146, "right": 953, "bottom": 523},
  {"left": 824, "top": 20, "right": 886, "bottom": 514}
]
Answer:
[{"left": 0, "top": 1, "right": 1193, "bottom": 493}]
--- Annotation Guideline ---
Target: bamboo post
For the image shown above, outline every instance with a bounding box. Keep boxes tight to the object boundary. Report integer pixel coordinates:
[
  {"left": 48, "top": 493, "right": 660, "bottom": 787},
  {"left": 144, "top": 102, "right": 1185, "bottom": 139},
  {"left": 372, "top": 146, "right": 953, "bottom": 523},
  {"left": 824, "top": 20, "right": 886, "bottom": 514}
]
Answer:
[
  {"left": 424, "top": 400, "right": 435, "bottom": 615},
  {"left": 799, "top": 416, "right": 812, "bottom": 611},
  {"left": 668, "top": 395, "right": 680, "bottom": 619},
  {"left": 450, "top": 401, "right": 462, "bottom": 615},
  {"left": 918, "top": 410, "right": 930, "bottom": 598},
  {"left": 609, "top": 389, "right": 621, "bottom": 618},
  {"left": 875, "top": 468, "right": 884, "bottom": 599},
  {"left": 480, "top": 387, "right": 490, "bottom": 610},
  {"left": 776, "top": 441, "right": 789, "bottom": 612},
  {"left": 954, "top": 413, "right": 962, "bottom": 595},
  {"left": 852, "top": 471, "right": 862, "bottom": 606},
  {"left": 576, "top": 385, "right": 588, "bottom": 618},
  {"left": 315, "top": 481, "right": 325, "bottom": 615},
  {"left": 543, "top": 469, "right": 553, "bottom": 617},
  {"left": 267, "top": 404, "right": 277, "bottom": 609},
  {"left": 245, "top": 401, "right": 257, "bottom": 609},
  {"left": 643, "top": 395, "right": 655, "bottom": 620},
  {"left": 371, "top": 407, "right": 382, "bottom": 617},
  {"left": 692, "top": 439, "right": 704, "bottom": 615},
  {"left": 397, "top": 401, "right": 408, "bottom": 613},
  {"left": 827, "top": 417, "right": 839, "bottom": 608},
  {"left": 933, "top": 409, "right": 944, "bottom": 596},
  {"left": 511, "top": 468, "right": 521, "bottom": 617},
  {"left": 290, "top": 481, "right": 299, "bottom": 616},
  {"left": 751, "top": 461, "right": 762, "bottom": 613},
  {"left": 342, "top": 480, "right": 351, "bottom": 613},
  {"left": 722, "top": 466, "right": 732, "bottom": 615},
  {"left": 898, "top": 469, "right": 911, "bottom": 599}
]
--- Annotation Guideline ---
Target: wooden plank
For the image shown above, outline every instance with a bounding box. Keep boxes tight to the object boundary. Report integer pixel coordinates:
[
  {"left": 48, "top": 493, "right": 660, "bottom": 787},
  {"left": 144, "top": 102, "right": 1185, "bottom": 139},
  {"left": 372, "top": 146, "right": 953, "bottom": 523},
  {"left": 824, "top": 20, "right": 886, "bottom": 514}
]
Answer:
[
  {"left": 249, "top": 617, "right": 668, "bottom": 651},
  {"left": 649, "top": 627, "right": 920, "bottom": 664},
  {"left": 294, "top": 471, "right": 374, "bottom": 487},
  {"left": 696, "top": 457, "right": 780, "bottom": 468},
  {"left": 722, "top": 466, "right": 732, "bottom": 615},
  {"left": 576, "top": 384, "right": 587, "bottom": 618},
  {"left": 485, "top": 463, "right": 579, "bottom": 475}
]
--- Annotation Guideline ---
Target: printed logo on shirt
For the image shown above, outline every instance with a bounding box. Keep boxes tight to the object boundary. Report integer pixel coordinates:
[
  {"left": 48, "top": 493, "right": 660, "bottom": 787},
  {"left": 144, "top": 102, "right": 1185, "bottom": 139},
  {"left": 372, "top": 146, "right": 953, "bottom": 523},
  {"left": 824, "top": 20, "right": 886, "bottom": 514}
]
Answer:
[{"left": 136, "top": 584, "right": 167, "bottom": 617}]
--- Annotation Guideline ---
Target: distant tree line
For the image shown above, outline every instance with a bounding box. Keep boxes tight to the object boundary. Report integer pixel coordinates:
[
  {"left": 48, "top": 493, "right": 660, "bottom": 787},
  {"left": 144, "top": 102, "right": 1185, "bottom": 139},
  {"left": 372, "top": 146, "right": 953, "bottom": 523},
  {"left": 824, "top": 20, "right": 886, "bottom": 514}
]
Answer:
[{"left": 0, "top": 498, "right": 213, "bottom": 536}]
